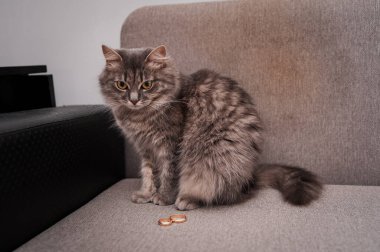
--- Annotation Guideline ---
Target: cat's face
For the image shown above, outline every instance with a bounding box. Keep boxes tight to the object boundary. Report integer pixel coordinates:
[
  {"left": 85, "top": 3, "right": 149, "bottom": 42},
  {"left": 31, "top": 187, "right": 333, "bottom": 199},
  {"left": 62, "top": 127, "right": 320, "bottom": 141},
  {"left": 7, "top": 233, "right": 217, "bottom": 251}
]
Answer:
[{"left": 99, "top": 45, "right": 179, "bottom": 111}]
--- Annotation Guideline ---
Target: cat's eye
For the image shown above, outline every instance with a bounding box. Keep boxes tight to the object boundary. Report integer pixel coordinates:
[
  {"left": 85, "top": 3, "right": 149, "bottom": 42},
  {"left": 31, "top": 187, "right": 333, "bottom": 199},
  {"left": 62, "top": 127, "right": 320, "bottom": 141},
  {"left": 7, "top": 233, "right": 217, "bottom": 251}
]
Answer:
[
  {"left": 115, "top": 80, "right": 129, "bottom": 91},
  {"left": 141, "top": 80, "right": 154, "bottom": 90}
]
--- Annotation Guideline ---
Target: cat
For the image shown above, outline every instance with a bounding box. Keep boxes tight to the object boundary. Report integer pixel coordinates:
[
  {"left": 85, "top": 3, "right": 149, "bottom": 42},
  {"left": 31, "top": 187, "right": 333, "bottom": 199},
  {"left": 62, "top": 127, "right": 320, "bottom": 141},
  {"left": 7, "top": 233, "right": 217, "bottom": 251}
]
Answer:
[{"left": 99, "top": 45, "right": 322, "bottom": 210}]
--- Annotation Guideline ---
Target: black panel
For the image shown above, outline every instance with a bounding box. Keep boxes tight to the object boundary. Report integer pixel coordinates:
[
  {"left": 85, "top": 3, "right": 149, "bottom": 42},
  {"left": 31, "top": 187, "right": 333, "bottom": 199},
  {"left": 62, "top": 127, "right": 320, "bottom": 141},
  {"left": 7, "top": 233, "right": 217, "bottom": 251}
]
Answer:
[
  {"left": 0, "top": 65, "right": 47, "bottom": 76},
  {"left": 0, "top": 75, "right": 55, "bottom": 113}
]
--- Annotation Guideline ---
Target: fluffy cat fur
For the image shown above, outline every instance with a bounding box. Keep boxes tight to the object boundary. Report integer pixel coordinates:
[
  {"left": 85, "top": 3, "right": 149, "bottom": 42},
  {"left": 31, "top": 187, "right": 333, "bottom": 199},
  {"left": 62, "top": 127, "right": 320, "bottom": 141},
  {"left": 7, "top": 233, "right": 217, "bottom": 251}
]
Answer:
[{"left": 99, "top": 45, "right": 322, "bottom": 210}]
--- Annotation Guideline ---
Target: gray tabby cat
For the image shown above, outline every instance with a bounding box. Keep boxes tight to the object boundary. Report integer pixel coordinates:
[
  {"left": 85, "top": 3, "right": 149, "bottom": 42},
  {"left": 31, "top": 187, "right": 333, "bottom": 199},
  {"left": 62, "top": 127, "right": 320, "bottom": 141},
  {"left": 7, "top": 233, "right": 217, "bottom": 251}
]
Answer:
[{"left": 99, "top": 45, "right": 322, "bottom": 210}]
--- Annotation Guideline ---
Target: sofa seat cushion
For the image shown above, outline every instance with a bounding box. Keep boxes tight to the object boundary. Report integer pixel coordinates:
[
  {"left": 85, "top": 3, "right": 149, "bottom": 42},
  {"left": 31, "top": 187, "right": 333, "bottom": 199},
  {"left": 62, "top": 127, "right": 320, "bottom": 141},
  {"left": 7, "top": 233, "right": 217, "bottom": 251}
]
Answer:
[{"left": 17, "top": 179, "right": 380, "bottom": 252}]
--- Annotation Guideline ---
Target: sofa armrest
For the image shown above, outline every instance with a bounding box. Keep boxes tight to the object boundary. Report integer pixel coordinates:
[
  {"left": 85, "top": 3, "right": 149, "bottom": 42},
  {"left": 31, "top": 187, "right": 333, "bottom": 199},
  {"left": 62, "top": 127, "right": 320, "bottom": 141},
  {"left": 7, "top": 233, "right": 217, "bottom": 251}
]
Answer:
[{"left": 0, "top": 105, "right": 125, "bottom": 251}]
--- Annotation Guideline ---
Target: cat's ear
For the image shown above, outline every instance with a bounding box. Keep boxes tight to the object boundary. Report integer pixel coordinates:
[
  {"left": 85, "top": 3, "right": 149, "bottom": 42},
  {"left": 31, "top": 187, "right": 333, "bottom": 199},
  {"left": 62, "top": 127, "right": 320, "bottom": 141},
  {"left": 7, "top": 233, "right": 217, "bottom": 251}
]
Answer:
[
  {"left": 102, "top": 45, "right": 123, "bottom": 70},
  {"left": 144, "top": 45, "right": 169, "bottom": 69}
]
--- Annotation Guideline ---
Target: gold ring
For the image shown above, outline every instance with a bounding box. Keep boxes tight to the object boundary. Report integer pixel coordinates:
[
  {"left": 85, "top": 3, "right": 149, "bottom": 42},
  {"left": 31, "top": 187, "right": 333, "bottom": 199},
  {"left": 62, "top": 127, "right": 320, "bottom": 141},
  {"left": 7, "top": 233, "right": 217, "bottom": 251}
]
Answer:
[
  {"left": 170, "top": 214, "right": 187, "bottom": 223},
  {"left": 158, "top": 218, "right": 173, "bottom": 226}
]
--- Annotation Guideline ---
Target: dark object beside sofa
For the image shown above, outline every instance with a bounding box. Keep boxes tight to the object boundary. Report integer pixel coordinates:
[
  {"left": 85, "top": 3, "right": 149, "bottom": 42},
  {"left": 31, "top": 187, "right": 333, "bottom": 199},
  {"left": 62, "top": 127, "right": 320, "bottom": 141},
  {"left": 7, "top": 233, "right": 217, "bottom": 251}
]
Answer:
[
  {"left": 0, "top": 106, "right": 124, "bottom": 251},
  {"left": 1, "top": 0, "right": 380, "bottom": 251}
]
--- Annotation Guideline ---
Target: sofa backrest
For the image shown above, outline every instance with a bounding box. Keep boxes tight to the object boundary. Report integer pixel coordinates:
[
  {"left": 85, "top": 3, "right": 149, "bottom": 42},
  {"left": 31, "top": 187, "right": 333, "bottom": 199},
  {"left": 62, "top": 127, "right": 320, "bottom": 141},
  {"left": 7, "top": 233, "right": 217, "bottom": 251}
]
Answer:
[{"left": 121, "top": 0, "right": 380, "bottom": 186}]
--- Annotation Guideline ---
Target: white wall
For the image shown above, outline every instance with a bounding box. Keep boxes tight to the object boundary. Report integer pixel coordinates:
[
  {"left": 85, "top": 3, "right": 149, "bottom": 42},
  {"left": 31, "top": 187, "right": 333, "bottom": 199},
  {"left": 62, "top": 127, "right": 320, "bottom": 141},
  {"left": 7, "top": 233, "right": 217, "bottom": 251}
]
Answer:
[{"left": 0, "top": 0, "right": 218, "bottom": 106}]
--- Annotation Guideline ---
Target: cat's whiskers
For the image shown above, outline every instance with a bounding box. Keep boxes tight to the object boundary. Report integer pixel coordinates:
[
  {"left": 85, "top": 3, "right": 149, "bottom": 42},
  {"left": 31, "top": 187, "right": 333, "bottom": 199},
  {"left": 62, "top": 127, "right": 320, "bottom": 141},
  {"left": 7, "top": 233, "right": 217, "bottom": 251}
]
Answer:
[
  {"left": 154, "top": 99, "right": 187, "bottom": 107},
  {"left": 146, "top": 103, "right": 171, "bottom": 121}
]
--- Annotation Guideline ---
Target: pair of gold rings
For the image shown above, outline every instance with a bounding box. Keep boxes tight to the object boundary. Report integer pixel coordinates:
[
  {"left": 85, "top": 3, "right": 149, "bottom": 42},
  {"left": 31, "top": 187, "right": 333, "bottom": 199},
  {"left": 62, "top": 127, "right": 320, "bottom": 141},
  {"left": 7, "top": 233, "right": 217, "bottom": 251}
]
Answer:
[{"left": 158, "top": 214, "right": 187, "bottom": 226}]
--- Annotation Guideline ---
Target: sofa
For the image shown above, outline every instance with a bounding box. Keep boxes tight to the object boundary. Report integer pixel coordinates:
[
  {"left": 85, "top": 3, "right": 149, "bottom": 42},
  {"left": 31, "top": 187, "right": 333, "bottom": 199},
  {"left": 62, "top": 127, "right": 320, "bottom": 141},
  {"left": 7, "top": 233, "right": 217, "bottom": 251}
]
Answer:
[{"left": 1, "top": 0, "right": 379, "bottom": 251}]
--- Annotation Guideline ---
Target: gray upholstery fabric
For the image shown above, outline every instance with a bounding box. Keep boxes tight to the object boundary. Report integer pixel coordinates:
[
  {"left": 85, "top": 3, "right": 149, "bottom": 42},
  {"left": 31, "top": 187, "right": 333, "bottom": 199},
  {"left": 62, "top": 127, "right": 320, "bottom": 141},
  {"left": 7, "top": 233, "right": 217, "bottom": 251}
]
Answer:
[
  {"left": 17, "top": 179, "right": 380, "bottom": 252},
  {"left": 121, "top": 0, "right": 380, "bottom": 185}
]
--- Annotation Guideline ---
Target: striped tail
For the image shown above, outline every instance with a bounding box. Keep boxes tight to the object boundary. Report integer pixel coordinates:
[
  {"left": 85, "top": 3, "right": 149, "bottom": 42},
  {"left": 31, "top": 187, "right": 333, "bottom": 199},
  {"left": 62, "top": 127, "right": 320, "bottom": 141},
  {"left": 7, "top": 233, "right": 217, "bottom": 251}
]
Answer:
[{"left": 254, "top": 164, "right": 323, "bottom": 205}]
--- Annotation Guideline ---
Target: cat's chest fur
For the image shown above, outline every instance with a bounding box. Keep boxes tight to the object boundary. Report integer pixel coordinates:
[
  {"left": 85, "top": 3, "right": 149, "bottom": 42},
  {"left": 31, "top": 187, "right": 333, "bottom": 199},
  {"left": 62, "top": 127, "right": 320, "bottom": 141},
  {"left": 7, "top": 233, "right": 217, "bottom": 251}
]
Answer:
[{"left": 113, "top": 104, "right": 184, "bottom": 153}]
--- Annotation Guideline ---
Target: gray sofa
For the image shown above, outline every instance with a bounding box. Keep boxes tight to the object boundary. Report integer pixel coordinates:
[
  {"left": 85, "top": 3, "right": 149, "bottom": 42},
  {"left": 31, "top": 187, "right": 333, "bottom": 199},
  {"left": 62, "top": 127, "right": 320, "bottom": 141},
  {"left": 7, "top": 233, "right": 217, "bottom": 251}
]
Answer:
[{"left": 16, "top": 1, "right": 380, "bottom": 251}]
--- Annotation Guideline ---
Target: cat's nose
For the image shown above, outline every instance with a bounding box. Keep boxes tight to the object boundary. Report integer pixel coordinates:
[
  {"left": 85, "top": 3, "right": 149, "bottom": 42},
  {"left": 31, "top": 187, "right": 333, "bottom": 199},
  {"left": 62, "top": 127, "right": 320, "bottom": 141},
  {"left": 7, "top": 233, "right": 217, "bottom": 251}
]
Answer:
[
  {"left": 130, "top": 92, "right": 139, "bottom": 105},
  {"left": 130, "top": 99, "right": 138, "bottom": 105}
]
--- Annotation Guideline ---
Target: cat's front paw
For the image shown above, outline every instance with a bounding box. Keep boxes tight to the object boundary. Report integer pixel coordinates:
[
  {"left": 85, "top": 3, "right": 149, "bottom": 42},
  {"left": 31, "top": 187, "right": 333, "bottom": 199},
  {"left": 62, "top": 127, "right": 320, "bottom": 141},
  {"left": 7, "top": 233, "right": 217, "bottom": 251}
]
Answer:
[
  {"left": 175, "top": 197, "right": 200, "bottom": 211},
  {"left": 131, "top": 191, "right": 153, "bottom": 204},
  {"left": 152, "top": 192, "right": 175, "bottom": 206}
]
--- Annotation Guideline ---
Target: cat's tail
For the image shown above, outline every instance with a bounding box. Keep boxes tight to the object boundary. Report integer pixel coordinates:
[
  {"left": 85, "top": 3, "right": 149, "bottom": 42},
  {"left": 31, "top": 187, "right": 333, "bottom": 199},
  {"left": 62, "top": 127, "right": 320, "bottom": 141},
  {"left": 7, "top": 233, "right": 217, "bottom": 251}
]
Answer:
[{"left": 253, "top": 164, "right": 323, "bottom": 205}]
